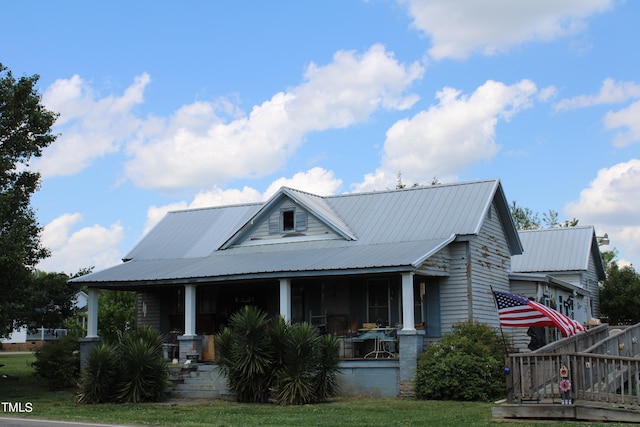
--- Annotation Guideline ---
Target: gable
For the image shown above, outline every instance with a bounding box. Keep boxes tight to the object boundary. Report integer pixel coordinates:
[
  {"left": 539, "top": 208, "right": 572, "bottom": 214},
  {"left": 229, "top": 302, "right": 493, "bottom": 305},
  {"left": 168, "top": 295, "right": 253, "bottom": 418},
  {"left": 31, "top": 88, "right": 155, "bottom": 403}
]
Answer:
[{"left": 234, "top": 199, "right": 344, "bottom": 246}]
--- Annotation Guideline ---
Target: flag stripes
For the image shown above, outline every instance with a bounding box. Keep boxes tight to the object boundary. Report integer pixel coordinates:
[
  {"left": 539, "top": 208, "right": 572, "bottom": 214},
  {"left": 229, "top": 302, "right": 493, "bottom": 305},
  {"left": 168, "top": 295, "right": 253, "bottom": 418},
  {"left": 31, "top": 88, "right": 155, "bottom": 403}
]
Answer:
[{"left": 493, "top": 290, "right": 585, "bottom": 337}]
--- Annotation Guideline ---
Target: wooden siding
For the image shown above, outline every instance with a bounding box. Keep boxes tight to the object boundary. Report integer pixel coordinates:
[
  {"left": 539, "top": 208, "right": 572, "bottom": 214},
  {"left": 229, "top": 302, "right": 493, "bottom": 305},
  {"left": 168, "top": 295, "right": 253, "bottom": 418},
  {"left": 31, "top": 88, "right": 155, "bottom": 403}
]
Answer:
[
  {"left": 586, "top": 255, "right": 601, "bottom": 318},
  {"left": 439, "top": 241, "right": 470, "bottom": 335},
  {"left": 469, "top": 201, "right": 512, "bottom": 328},
  {"left": 136, "top": 292, "right": 161, "bottom": 331},
  {"left": 241, "top": 200, "right": 339, "bottom": 244},
  {"left": 416, "top": 245, "right": 450, "bottom": 276}
]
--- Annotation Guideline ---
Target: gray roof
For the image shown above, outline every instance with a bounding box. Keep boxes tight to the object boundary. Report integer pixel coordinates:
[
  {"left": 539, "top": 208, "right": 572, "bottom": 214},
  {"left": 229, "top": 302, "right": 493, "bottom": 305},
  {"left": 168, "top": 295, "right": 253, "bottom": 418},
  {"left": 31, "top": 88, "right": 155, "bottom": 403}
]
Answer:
[
  {"left": 73, "top": 179, "right": 522, "bottom": 286},
  {"left": 511, "top": 226, "right": 605, "bottom": 279}
]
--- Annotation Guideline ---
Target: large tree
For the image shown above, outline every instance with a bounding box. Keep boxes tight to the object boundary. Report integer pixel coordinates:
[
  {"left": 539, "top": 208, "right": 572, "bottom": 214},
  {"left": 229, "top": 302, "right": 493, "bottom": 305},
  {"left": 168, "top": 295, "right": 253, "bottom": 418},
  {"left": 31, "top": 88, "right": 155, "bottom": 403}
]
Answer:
[
  {"left": 600, "top": 262, "right": 640, "bottom": 325},
  {"left": 0, "top": 63, "right": 58, "bottom": 337}
]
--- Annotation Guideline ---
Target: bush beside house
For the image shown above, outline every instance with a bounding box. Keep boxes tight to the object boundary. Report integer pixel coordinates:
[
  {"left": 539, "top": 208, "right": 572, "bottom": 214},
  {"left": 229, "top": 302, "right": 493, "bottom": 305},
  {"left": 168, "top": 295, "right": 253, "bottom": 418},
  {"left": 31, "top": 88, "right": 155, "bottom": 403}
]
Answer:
[
  {"left": 215, "top": 306, "right": 341, "bottom": 405},
  {"left": 414, "top": 322, "right": 507, "bottom": 402},
  {"left": 77, "top": 326, "right": 168, "bottom": 404}
]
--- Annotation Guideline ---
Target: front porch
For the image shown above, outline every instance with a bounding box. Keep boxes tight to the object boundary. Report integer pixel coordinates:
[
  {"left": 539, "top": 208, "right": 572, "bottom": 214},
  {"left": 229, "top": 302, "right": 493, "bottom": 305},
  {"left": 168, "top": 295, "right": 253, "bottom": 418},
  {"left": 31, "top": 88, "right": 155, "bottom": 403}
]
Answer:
[
  {"left": 131, "top": 272, "right": 438, "bottom": 362},
  {"left": 82, "top": 271, "right": 435, "bottom": 397}
]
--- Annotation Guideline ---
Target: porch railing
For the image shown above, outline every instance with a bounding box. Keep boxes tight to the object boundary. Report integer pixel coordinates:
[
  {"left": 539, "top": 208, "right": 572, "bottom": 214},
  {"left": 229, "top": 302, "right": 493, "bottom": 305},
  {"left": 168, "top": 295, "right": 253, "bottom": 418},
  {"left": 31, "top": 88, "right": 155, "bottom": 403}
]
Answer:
[{"left": 507, "top": 323, "right": 640, "bottom": 407}]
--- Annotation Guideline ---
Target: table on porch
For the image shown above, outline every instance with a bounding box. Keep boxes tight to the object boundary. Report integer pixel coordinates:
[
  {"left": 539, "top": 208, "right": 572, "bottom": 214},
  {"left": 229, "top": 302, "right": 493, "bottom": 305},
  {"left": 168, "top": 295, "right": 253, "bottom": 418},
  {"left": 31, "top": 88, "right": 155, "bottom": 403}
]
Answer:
[{"left": 352, "top": 327, "right": 397, "bottom": 359}]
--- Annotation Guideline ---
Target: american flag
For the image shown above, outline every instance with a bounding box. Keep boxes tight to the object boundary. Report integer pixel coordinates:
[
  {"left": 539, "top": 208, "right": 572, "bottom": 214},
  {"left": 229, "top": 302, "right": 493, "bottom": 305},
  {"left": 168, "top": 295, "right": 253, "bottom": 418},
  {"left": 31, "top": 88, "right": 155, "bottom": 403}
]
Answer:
[{"left": 492, "top": 290, "right": 585, "bottom": 337}]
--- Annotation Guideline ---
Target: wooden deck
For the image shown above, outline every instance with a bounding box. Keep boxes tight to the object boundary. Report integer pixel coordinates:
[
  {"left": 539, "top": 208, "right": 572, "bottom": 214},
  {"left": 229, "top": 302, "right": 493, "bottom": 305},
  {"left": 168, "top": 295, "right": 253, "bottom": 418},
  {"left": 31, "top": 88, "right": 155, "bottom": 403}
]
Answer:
[
  {"left": 492, "top": 399, "right": 640, "bottom": 423},
  {"left": 492, "top": 323, "right": 640, "bottom": 424}
]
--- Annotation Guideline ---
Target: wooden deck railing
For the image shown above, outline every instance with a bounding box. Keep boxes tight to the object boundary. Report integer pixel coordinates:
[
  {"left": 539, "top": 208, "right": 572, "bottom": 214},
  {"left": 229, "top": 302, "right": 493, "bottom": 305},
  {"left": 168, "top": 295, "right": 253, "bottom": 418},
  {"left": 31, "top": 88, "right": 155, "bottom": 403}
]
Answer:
[{"left": 506, "top": 323, "right": 640, "bottom": 407}]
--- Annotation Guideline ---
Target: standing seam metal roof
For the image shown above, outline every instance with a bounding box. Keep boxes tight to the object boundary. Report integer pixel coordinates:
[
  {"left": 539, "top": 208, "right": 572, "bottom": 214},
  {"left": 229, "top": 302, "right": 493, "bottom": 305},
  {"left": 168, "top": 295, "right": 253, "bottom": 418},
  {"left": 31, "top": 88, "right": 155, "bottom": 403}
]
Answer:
[{"left": 73, "top": 179, "right": 522, "bottom": 285}]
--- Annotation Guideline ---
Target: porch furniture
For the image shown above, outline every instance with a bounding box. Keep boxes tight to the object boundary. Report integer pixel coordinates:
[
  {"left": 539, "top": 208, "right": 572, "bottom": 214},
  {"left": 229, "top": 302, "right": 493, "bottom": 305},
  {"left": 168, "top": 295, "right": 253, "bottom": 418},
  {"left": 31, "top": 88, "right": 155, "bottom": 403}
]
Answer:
[{"left": 357, "top": 327, "right": 397, "bottom": 359}]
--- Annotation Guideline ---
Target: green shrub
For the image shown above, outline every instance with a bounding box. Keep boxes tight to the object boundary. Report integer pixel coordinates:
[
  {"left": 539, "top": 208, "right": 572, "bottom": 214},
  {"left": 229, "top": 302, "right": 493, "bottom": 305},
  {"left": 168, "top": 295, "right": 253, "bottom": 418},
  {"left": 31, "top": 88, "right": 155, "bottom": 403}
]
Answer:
[
  {"left": 77, "top": 326, "right": 168, "bottom": 404},
  {"left": 32, "top": 336, "right": 80, "bottom": 390},
  {"left": 414, "top": 322, "right": 506, "bottom": 402},
  {"left": 215, "top": 306, "right": 341, "bottom": 405},
  {"left": 77, "top": 343, "right": 120, "bottom": 404},
  {"left": 116, "top": 326, "right": 168, "bottom": 403}
]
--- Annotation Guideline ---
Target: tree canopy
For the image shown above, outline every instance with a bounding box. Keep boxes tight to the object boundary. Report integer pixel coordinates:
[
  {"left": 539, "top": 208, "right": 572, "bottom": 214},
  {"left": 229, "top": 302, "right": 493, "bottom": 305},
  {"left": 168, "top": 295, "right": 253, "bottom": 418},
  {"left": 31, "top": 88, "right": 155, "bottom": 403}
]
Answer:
[
  {"left": 600, "top": 262, "right": 640, "bottom": 325},
  {"left": 0, "top": 63, "right": 60, "bottom": 336},
  {"left": 509, "top": 201, "right": 579, "bottom": 230}
]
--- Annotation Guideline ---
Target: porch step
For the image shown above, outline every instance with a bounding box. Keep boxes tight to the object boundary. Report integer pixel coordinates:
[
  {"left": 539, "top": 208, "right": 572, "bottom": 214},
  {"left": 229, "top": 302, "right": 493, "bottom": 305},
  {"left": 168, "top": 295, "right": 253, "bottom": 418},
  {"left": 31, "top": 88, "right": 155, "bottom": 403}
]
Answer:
[{"left": 168, "top": 363, "right": 231, "bottom": 400}]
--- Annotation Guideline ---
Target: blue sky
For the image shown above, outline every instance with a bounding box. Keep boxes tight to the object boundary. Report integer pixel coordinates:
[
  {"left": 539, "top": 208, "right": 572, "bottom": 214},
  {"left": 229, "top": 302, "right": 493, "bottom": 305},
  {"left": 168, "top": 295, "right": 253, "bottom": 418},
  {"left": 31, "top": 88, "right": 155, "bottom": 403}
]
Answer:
[{"left": 3, "top": 0, "right": 639, "bottom": 274}]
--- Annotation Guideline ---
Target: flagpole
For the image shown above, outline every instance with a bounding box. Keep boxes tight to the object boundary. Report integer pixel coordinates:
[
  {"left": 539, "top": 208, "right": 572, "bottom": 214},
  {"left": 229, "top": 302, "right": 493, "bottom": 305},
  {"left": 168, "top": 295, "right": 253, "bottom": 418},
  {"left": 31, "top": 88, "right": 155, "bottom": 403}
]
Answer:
[{"left": 490, "top": 285, "right": 510, "bottom": 356}]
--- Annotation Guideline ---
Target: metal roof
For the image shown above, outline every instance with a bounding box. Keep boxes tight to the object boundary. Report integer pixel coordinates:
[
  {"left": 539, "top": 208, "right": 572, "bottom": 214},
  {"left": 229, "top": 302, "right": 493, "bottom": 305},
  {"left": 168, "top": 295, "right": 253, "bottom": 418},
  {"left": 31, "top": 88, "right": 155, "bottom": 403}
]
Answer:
[
  {"left": 511, "top": 226, "right": 605, "bottom": 279},
  {"left": 73, "top": 179, "right": 522, "bottom": 286}
]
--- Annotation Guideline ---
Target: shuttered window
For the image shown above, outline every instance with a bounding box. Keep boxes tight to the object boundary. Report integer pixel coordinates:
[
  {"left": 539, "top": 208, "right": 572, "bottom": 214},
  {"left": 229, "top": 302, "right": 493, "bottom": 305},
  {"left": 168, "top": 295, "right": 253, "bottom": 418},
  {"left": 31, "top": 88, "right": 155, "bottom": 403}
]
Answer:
[
  {"left": 269, "top": 208, "right": 308, "bottom": 234},
  {"left": 295, "top": 211, "right": 307, "bottom": 231}
]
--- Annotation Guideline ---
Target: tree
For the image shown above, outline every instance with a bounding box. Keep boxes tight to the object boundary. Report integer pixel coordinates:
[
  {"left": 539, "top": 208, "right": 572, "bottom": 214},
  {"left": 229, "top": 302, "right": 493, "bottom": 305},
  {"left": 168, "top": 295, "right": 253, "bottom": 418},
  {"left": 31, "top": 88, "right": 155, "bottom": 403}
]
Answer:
[
  {"left": 509, "top": 201, "right": 541, "bottom": 230},
  {"left": 510, "top": 202, "right": 578, "bottom": 230},
  {"left": 98, "top": 290, "right": 136, "bottom": 343},
  {"left": 22, "top": 270, "right": 78, "bottom": 332},
  {"left": 600, "top": 262, "right": 640, "bottom": 325},
  {"left": 0, "top": 62, "right": 58, "bottom": 337}
]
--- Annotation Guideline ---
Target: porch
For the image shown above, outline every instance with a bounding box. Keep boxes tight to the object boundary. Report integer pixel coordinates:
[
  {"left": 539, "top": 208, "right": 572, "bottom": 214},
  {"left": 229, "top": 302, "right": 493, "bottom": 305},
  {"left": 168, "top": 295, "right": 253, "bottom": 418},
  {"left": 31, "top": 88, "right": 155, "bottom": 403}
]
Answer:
[{"left": 492, "top": 323, "right": 640, "bottom": 423}]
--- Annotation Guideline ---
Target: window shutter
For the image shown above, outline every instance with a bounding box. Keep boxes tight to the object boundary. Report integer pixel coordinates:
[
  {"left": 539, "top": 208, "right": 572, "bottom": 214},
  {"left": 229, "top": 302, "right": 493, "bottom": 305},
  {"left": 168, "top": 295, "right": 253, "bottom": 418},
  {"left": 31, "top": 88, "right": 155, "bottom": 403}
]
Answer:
[{"left": 295, "top": 211, "right": 308, "bottom": 231}]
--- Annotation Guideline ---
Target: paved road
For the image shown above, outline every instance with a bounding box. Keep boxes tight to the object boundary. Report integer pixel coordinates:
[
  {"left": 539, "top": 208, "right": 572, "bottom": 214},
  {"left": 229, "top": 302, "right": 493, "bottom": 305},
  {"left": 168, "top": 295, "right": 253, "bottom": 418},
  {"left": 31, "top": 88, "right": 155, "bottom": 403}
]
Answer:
[{"left": 0, "top": 417, "right": 139, "bottom": 427}]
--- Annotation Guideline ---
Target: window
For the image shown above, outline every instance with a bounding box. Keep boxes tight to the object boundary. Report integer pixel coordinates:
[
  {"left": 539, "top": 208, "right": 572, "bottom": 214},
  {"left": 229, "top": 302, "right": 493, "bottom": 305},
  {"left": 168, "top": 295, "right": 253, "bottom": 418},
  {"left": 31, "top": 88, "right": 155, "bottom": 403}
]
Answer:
[
  {"left": 269, "top": 208, "right": 307, "bottom": 234},
  {"left": 282, "top": 210, "right": 295, "bottom": 231},
  {"left": 367, "top": 279, "right": 389, "bottom": 325}
]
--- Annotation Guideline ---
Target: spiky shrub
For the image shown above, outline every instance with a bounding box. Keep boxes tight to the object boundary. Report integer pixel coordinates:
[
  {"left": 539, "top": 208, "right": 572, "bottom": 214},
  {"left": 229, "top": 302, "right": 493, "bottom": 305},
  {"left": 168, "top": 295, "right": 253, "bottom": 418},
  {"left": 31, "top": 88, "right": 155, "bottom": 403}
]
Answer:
[
  {"left": 215, "top": 306, "right": 274, "bottom": 403},
  {"left": 77, "top": 343, "right": 120, "bottom": 403},
  {"left": 77, "top": 326, "right": 168, "bottom": 404},
  {"left": 275, "top": 322, "right": 319, "bottom": 405},
  {"left": 215, "top": 306, "right": 341, "bottom": 405},
  {"left": 313, "top": 333, "right": 341, "bottom": 401},
  {"left": 414, "top": 322, "right": 506, "bottom": 402},
  {"left": 116, "top": 325, "right": 168, "bottom": 403},
  {"left": 32, "top": 336, "right": 80, "bottom": 390}
]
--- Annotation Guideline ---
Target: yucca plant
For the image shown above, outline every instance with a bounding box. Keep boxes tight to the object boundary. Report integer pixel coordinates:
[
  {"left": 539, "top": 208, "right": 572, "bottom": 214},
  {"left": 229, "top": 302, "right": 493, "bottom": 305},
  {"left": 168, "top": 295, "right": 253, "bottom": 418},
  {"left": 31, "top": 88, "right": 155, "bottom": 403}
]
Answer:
[
  {"left": 215, "top": 306, "right": 274, "bottom": 403},
  {"left": 313, "top": 333, "right": 341, "bottom": 402},
  {"left": 116, "top": 325, "right": 168, "bottom": 403},
  {"left": 216, "top": 306, "right": 342, "bottom": 405},
  {"left": 78, "top": 326, "right": 169, "bottom": 404},
  {"left": 77, "top": 343, "right": 120, "bottom": 404},
  {"left": 275, "top": 322, "right": 319, "bottom": 405}
]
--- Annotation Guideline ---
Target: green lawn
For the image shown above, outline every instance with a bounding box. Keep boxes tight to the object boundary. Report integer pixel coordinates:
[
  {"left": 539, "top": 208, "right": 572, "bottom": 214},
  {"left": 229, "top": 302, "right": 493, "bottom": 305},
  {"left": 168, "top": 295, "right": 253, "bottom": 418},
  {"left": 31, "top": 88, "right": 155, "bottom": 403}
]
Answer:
[{"left": 0, "top": 352, "right": 629, "bottom": 427}]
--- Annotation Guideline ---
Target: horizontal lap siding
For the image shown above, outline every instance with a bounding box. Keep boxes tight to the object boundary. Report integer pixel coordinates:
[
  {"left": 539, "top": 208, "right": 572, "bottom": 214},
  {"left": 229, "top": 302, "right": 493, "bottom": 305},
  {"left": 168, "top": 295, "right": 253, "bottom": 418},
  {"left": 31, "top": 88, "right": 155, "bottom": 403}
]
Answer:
[
  {"left": 439, "top": 242, "right": 470, "bottom": 335},
  {"left": 587, "top": 256, "right": 601, "bottom": 318},
  {"left": 417, "top": 246, "right": 450, "bottom": 276},
  {"left": 137, "top": 293, "right": 161, "bottom": 330},
  {"left": 247, "top": 201, "right": 336, "bottom": 242},
  {"left": 470, "top": 202, "right": 512, "bottom": 329}
]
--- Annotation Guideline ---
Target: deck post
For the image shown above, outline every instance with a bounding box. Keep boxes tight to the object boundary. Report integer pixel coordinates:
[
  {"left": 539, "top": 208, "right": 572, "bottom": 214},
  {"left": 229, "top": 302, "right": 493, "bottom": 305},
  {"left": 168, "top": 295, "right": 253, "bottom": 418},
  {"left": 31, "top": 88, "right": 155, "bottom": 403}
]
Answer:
[
  {"left": 184, "top": 284, "right": 197, "bottom": 336},
  {"left": 401, "top": 272, "right": 415, "bottom": 332},
  {"left": 279, "top": 278, "right": 292, "bottom": 322},
  {"left": 86, "top": 287, "right": 99, "bottom": 338}
]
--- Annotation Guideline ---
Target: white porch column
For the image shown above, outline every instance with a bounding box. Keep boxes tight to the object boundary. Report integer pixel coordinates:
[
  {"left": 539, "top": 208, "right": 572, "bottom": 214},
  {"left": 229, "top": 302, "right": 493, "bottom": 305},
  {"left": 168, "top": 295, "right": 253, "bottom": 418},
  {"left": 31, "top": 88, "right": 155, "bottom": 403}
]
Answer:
[
  {"left": 401, "top": 272, "right": 416, "bottom": 332},
  {"left": 184, "top": 284, "right": 197, "bottom": 336},
  {"left": 86, "top": 288, "right": 99, "bottom": 338},
  {"left": 279, "top": 278, "right": 292, "bottom": 322}
]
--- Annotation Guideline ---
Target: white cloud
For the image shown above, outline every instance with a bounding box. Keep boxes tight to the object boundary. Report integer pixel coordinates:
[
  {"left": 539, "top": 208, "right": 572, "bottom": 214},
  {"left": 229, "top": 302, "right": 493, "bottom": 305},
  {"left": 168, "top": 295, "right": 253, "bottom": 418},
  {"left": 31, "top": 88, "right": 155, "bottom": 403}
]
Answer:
[
  {"left": 356, "top": 79, "right": 538, "bottom": 191},
  {"left": 554, "top": 78, "right": 640, "bottom": 111},
  {"left": 400, "top": 0, "right": 613, "bottom": 60},
  {"left": 125, "top": 44, "right": 423, "bottom": 191},
  {"left": 553, "top": 79, "right": 640, "bottom": 147},
  {"left": 142, "top": 167, "right": 342, "bottom": 234},
  {"left": 37, "top": 213, "right": 124, "bottom": 274},
  {"left": 565, "top": 159, "right": 640, "bottom": 266},
  {"left": 604, "top": 100, "right": 640, "bottom": 147},
  {"left": 34, "top": 73, "right": 150, "bottom": 176}
]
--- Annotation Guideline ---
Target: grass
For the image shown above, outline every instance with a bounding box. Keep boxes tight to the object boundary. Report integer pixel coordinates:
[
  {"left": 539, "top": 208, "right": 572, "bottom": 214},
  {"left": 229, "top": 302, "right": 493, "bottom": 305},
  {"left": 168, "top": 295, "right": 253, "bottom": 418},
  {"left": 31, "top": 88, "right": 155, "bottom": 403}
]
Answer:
[{"left": 0, "top": 352, "right": 631, "bottom": 426}]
